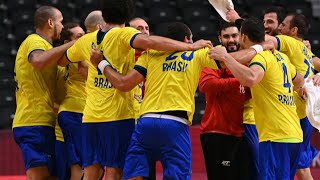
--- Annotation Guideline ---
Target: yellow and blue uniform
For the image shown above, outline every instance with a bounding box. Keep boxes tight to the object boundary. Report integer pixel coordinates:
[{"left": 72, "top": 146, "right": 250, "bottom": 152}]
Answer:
[
  {"left": 242, "top": 98, "right": 259, "bottom": 179},
  {"left": 54, "top": 66, "right": 70, "bottom": 179},
  {"left": 67, "top": 27, "right": 140, "bottom": 168},
  {"left": 123, "top": 48, "right": 220, "bottom": 179},
  {"left": 13, "top": 34, "right": 56, "bottom": 172},
  {"left": 276, "top": 35, "right": 318, "bottom": 169},
  {"left": 249, "top": 50, "right": 302, "bottom": 180},
  {"left": 59, "top": 48, "right": 87, "bottom": 168}
]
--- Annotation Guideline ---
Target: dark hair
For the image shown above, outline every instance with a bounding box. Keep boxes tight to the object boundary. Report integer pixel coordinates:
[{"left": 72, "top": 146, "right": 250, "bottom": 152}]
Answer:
[
  {"left": 264, "top": 6, "right": 287, "bottom": 24},
  {"left": 60, "top": 22, "right": 80, "bottom": 42},
  {"left": 101, "top": 0, "right": 135, "bottom": 24},
  {"left": 34, "top": 6, "right": 58, "bottom": 29},
  {"left": 241, "top": 17, "right": 265, "bottom": 43},
  {"left": 165, "top": 22, "right": 191, "bottom": 42},
  {"left": 288, "top": 13, "right": 309, "bottom": 39},
  {"left": 219, "top": 22, "right": 238, "bottom": 35}
]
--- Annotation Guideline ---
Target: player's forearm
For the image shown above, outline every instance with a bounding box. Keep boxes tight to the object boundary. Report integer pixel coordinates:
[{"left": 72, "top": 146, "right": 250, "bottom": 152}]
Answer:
[
  {"left": 200, "top": 77, "right": 239, "bottom": 93},
  {"left": 134, "top": 35, "right": 193, "bottom": 51},
  {"left": 223, "top": 54, "right": 257, "bottom": 87},
  {"left": 230, "top": 48, "right": 257, "bottom": 65},
  {"left": 32, "top": 41, "right": 74, "bottom": 69},
  {"left": 313, "top": 57, "right": 320, "bottom": 72},
  {"left": 103, "top": 66, "right": 136, "bottom": 92}
]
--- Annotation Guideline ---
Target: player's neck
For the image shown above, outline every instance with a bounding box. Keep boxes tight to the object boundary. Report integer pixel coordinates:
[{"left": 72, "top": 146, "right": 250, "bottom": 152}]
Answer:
[
  {"left": 102, "top": 23, "right": 125, "bottom": 32},
  {"left": 293, "top": 36, "right": 303, "bottom": 42},
  {"left": 35, "top": 29, "right": 53, "bottom": 44}
]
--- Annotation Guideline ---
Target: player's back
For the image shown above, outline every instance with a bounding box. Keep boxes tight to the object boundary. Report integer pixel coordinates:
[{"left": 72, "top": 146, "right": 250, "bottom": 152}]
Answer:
[
  {"left": 81, "top": 27, "right": 141, "bottom": 122},
  {"left": 276, "top": 35, "right": 315, "bottom": 119},
  {"left": 13, "top": 34, "right": 57, "bottom": 128},
  {"left": 249, "top": 50, "right": 302, "bottom": 142},
  {"left": 138, "top": 48, "right": 220, "bottom": 124}
]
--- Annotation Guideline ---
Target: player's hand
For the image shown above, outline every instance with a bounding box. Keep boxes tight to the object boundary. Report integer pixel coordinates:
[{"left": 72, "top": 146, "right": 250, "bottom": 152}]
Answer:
[
  {"left": 191, "top": 39, "right": 213, "bottom": 50},
  {"left": 261, "top": 40, "right": 275, "bottom": 51},
  {"left": 208, "top": 46, "right": 229, "bottom": 61},
  {"left": 90, "top": 48, "right": 103, "bottom": 68},
  {"left": 226, "top": 9, "right": 241, "bottom": 23},
  {"left": 296, "top": 86, "right": 308, "bottom": 100},
  {"left": 308, "top": 74, "right": 320, "bottom": 86},
  {"left": 303, "top": 40, "right": 312, "bottom": 50}
]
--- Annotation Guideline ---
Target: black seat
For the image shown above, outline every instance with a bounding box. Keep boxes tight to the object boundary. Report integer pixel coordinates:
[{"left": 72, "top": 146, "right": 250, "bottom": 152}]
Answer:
[
  {"left": 148, "top": 7, "right": 179, "bottom": 24},
  {"left": 182, "top": 5, "right": 217, "bottom": 22},
  {"left": 189, "top": 20, "right": 219, "bottom": 40},
  {"left": 14, "top": 22, "right": 35, "bottom": 44},
  {"left": 0, "top": 54, "right": 14, "bottom": 73},
  {"left": 7, "top": 0, "right": 36, "bottom": 9},
  {"left": 176, "top": 0, "right": 205, "bottom": 8},
  {"left": 0, "top": 105, "right": 15, "bottom": 129}
]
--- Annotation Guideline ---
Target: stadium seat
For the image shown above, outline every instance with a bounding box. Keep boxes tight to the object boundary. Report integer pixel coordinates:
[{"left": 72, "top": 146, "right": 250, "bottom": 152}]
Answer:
[
  {"left": 9, "top": 8, "right": 34, "bottom": 24},
  {"left": 13, "top": 22, "right": 34, "bottom": 44},
  {"left": 182, "top": 5, "right": 217, "bottom": 22},
  {"left": 74, "top": 0, "right": 100, "bottom": 7},
  {"left": 287, "top": 3, "right": 313, "bottom": 18},
  {"left": 135, "top": 6, "right": 145, "bottom": 19},
  {"left": 6, "top": 0, "right": 36, "bottom": 9},
  {"left": 143, "top": 0, "right": 175, "bottom": 8},
  {"left": 148, "top": 7, "right": 179, "bottom": 24},
  {"left": 0, "top": 54, "right": 14, "bottom": 73},
  {"left": 176, "top": 0, "right": 206, "bottom": 8},
  {"left": 189, "top": 20, "right": 219, "bottom": 40},
  {"left": 0, "top": 74, "right": 15, "bottom": 89},
  {"left": 0, "top": 105, "right": 15, "bottom": 129},
  {"left": 0, "top": 89, "right": 15, "bottom": 107}
]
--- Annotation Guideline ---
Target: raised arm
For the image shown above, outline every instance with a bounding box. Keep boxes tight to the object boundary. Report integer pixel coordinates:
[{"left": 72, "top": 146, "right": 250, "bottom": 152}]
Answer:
[
  {"left": 132, "top": 34, "right": 212, "bottom": 52},
  {"left": 208, "top": 47, "right": 264, "bottom": 87},
  {"left": 90, "top": 48, "right": 144, "bottom": 92},
  {"left": 29, "top": 40, "right": 74, "bottom": 70}
]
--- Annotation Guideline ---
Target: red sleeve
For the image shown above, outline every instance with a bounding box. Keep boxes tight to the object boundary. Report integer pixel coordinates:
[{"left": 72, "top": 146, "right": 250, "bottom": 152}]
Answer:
[{"left": 199, "top": 68, "right": 240, "bottom": 93}]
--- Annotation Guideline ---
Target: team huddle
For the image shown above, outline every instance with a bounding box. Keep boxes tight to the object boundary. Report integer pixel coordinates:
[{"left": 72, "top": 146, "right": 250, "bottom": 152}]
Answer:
[{"left": 12, "top": 0, "right": 320, "bottom": 180}]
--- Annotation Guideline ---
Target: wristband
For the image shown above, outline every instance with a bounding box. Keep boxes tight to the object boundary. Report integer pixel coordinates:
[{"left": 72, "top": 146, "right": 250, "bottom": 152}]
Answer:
[
  {"left": 317, "top": 73, "right": 320, "bottom": 76},
  {"left": 250, "top": 44, "right": 263, "bottom": 53},
  {"left": 98, "top": 60, "right": 110, "bottom": 73}
]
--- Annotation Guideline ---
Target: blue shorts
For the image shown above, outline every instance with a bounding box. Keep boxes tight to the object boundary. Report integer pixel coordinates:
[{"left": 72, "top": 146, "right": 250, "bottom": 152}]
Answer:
[
  {"left": 13, "top": 126, "right": 56, "bottom": 173},
  {"left": 123, "top": 117, "right": 191, "bottom": 180},
  {"left": 58, "top": 111, "right": 83, "bottom": 166},
  {"left": 55, "top": 140, "right": 70, "bottom": 180},
  {"left": 243, "top": 124, "right": 259, "bottom": 179},
  {"left": 298, "top": 117, "right": 319, "bottom": 169},
  {"left": 82, "top": 119, "right": 135, "bottom": 169},
  {"left": 259, "top": 141, "right": 301, "bottom": 180}
]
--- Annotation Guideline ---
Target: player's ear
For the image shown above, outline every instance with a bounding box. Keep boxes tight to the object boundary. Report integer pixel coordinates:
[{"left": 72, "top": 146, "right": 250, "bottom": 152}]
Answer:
[
  {"left": 218, "top": 35, "right": 222, "bottom": 43},
  {"left": 291, "top": 26, "right": 298, "bottom": 35},
  {"left": 48, "top": 18, "right": 54, "bottom": 28}
]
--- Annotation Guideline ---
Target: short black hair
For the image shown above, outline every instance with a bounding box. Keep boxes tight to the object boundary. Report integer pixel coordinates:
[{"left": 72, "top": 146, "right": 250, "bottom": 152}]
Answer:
[
  {"left": 241, "top": 17, "right": 265, "bottom": 43},
  {"left": 101, "top": 0, "right": 135, "bottom": 24},
  {"left": 165, "top": 22, "right": 191, "bottom": 42},
  {"left": 219, "top": 22, "right": 238, "bottom": 35},
  {"left": 264, "top": 6, "right": 287, "bottom": 24},
  {"left": 60, "top": 22, "right": 80, "bottom": 42},
  {"left": 288, "top": 13, "right": 309, "bottom": 39},
  {"left": 34, "top": 6, "right": 58, "bottom": 29}
]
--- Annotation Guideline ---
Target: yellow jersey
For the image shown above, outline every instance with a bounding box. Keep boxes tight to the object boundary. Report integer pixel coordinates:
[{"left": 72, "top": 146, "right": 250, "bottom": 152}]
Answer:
[
  {"left": 136, "top": 48, "right": 221, "bottom": 124},
  {"left": 249, "top": 50, "right": 302, "bottom": 142},
  {"left": 67, "top": 27, "right": 141, "bottom": 123},
  {"left": 133, "top": 83, "right": 143, "bottom": 119},
  {"left": 54, "top": 66, "right": 67, "bottom": 141},
  {"left": 243, "top": 99, "right": 255, "bottom": 124},
  {"left": 276, "top": 35, "right": 315, "bottom": 119},
  {"left": 58, "top": 62, "right": 87, "bottom": 114},
  {"left": 13, "top": 34, "right": 57, "bottom": 128}
]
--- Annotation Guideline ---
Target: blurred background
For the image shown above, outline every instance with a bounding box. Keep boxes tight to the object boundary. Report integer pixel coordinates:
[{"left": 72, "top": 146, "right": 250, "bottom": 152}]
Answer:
[{"left": 0, "top": 0, "right": 320, "bottom": 176}]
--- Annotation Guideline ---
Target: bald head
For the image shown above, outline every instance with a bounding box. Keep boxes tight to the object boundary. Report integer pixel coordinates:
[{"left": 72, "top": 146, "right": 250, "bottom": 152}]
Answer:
[
  {"left": 84, "top": 10, "right": 106, "bottom": 33},
  {"left": 129, "top": 17, "right": 149, "bottom": 36}
]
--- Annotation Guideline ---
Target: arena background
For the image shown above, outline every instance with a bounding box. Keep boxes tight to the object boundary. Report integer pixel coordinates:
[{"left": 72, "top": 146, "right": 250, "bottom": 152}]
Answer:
[{"left": 0, "top": 0, "right": 320, "bottom": 178}]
